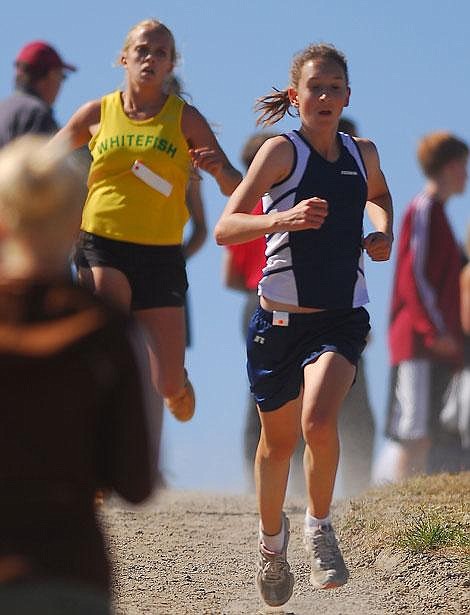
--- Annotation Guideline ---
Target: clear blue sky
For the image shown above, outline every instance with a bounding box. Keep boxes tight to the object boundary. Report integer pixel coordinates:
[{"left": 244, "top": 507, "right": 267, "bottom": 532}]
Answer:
[{"left": 3, "top": 1, "right": 469, "bottom": 492}]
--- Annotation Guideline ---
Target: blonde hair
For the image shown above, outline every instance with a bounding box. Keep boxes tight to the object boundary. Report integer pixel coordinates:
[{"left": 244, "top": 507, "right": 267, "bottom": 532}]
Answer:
[
  {"left": 255, "top": 43, "right": 349, "bottom": 127},
  {"left": 0, "top": 135, "right": 85, "bottom": 233},
  {"left": 121, "top": 19, "right": 178, "bottom": 65},
  {"left": 164, "top": 74, "right": 192, "bottom": 102}
]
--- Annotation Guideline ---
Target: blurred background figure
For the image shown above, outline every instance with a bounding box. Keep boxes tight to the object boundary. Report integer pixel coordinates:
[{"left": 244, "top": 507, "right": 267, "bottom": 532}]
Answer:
[
  {"left": 336, "top": 116, "right": 376, "bottom": 498},
  {"left": 337, "top": 116, "right": 357, "bottom": 138},
  {"left": 0, "top": 135, "right": 158, "bottom": 615},
  {"left": 0, "top": 40, "right": 76, "bottom": 147},
  {"left": 457, "top": 226, "right": 470, "bottom": 466},
  {"left": 222, "top": 131, "right": 304, "bottom": 494},
  {"left": 439, "top": 224, "right": 470, "bottom": 469},
  {"left": 384, "top": 131, "right": 467, "bottom": 480},
  {"left": 165, "top": 75, "right": 208, "bottom": 347},
  {"left": 145, "top": 74, "right": 209, "bottom": 484}
]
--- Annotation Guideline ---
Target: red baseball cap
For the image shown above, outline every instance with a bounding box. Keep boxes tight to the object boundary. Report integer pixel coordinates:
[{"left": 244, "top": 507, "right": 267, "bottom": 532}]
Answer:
[{"left": 15, "top": 41, "right": 77, "bottom": 72}]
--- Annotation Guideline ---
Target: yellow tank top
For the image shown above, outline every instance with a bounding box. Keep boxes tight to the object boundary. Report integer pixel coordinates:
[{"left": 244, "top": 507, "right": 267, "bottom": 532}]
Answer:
[{"left": 82, "top": 91, "right": 191, "bottom": 245}]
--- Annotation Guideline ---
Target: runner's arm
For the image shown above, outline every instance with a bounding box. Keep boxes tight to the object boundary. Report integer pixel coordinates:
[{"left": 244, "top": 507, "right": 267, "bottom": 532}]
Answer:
[
  {"left": 215, "top": 136, "right": 328, "bottom": 245},
  {"left": 357, "top": 138, "right": 393, "bottom": 262},
  {"left": 182, "top": 105, "right": 242, "bottom": 196},
  {"left": 49, "top": 99, "right": 101, "bottom": 150}
]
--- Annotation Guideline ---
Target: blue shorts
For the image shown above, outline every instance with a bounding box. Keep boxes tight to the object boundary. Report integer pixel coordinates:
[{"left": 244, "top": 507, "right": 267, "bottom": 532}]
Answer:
[{"left": 247, "top": 306, "right": 370, "bottom": 412}]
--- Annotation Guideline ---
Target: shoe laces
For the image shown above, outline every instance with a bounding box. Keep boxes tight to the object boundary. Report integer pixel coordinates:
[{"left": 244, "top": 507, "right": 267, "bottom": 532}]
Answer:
[
  {"left": 170, "top": 386, "right": 187, "bottom": 403},
  {"left": 260, "top": 550, "right": 289, "bottom": 583},
  {"left": 166, "top": 382, "right": 190, "bottom": 407},
  {"left": 306, "top": 525, "right": 339, "bottom": 568}
]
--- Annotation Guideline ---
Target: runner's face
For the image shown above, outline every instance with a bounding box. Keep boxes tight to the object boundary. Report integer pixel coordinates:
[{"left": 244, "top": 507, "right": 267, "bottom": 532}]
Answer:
[
  {"left": 42, "top": 68, "right": 67, "bottom": 105},
  {"left": 446, "top": 155, "right": 468, "bottom": 195},
  {"left": 290, "top": 59, "right": 350, "bottom": 130},
  {"left": 122, "top": 28, "right": 174, "bottom": 86}
]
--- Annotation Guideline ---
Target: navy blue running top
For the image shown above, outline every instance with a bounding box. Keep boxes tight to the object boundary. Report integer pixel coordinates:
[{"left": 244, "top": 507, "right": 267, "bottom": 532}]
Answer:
[{"left": 258, "top": 130, "right": 369, "bottom": 309}]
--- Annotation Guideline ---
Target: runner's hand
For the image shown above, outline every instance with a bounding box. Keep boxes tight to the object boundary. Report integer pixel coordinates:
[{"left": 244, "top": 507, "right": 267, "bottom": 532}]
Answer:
[
  {"left": 363, "top": 232, "right": 392, "bottom": 261},
  {"left": 429, "top": 334, "right": 461, "bottom": 360},
  {"left": 189, "top": 147, "right": 225, "bottom": 177},
  {"left": 280, "top": 197, "right": 328, "bottom": 231}
]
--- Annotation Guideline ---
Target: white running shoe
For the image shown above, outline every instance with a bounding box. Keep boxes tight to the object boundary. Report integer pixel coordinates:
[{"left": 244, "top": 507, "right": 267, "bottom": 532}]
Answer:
[
  {"left": 304, "top": 524, "right": 349, "bottom": 589},
  {"left": 256, "top": 513, "right": 295, "bottom": 606}
]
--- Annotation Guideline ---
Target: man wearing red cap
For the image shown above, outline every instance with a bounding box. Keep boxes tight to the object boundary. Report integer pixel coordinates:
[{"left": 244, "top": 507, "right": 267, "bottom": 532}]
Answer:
[{"left": 0, "top": 41, "right": 76, "bottom": 147}]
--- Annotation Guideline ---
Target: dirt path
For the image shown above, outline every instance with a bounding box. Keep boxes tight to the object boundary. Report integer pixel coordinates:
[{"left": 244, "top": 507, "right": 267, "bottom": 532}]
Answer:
[{"left": 101, "top": 490, "right": 469, "bottom": 615}]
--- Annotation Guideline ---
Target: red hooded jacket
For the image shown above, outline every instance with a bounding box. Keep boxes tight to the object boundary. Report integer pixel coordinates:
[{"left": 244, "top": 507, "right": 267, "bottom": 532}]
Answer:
[{"left": 389, "top": 192, "right": 462, "bottom": 365}]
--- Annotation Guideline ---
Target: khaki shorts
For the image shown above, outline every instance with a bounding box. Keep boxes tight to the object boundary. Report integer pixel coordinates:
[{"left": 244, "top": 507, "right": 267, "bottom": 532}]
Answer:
[{"left": 386, "top": 359, "right": 453, "bottom": 441}]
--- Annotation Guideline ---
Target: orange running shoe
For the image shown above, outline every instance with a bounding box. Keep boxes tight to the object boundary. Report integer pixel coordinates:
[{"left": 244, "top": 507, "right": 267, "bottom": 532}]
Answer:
[{"left": 165, "top": 370, "right": 195, "bottom": 422}]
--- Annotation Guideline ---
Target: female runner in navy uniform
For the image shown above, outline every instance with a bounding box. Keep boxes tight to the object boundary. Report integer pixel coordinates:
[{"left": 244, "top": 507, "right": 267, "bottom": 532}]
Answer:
[{"left": 215, "top": 43, "right": 393, "bottom": 607}]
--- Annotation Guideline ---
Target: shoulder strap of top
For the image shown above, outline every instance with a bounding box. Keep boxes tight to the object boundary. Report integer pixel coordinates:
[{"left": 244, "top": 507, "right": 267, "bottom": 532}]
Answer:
[
  {"left": 338, "top": 132, "right": 367, "bottom": 180},
  {"left": 88, "top": 91, "right": 119, "bottom": 152},
  {"left": 286, "top": 130, "right": 311, "bottom": 157}
]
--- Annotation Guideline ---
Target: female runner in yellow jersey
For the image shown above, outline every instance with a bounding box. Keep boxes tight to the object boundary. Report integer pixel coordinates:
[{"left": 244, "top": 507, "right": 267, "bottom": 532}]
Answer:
[{"left": 52, "top": 19, "right": 241, "bottom": 422}]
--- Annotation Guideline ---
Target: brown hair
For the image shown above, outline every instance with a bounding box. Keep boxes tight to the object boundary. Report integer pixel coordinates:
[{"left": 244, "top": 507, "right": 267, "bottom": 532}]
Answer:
[
  {"left": 417, "top": 131, "right": 469, "bottom": 178},
  {"left": 255, "top": 43, "right": 349, "bottom": 127},
  {"left": 338, "top": 116, "right": 358, "bottom": 137},
  {"left": 240, "top": 131, "right": 278, "bottom": 169},
  {"left": 120, "top": 19, "right": 178, "bottom": 65}
]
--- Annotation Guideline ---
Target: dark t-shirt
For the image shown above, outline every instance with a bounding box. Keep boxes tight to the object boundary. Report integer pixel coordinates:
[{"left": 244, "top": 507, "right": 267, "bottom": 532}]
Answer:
[
  {"left": 0, "top": 88, "right": 58, "bottom": 147},
  {"left": 0, "top": 280, "right": 156, "bottom": 592}
]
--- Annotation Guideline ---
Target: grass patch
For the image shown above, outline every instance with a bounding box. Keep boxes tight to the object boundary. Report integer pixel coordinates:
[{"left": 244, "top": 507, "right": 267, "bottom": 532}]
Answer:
[
  {"left": 396, "top": 509, "right": 470, "bottom": 553},
  {"left": 338, "top": 472, "right": 470, "bottom": 564}
]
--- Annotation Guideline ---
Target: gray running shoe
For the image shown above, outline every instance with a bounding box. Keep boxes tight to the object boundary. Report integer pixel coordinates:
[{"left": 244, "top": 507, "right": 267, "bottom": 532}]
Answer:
[
  {"left": 304, "top": 524, "right": 349, "bottom": 589},
  {"left": 256, "top": 513, "right": 295, "bottom": 607}
]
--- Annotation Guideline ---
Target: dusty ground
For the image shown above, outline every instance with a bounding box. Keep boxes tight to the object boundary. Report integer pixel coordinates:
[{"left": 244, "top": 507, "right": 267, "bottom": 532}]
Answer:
[{"left": 101, "top": 474, "right": 470, "bottom": 615}]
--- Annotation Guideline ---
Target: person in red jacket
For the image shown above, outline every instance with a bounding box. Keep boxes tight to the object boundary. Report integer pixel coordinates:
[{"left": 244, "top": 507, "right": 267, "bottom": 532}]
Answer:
[{"left": 386, "top": 131, "right": 468, "bottom": 478}]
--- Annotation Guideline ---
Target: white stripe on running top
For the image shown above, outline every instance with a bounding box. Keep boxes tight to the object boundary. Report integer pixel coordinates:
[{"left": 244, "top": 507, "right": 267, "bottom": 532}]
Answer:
[
  {"left": 259, "top": 133, "right": 311, "bottom": 305},
  {"left": 410, "top": 192, "right": 446, "bottom": 334},
  {"left": 339, "top": 132, "right": 367, "bottom": 180}
]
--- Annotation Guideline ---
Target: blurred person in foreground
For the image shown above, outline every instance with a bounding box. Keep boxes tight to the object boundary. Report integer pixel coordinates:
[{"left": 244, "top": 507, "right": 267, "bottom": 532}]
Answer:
[
  {"left": 336, "top": 116, "right": 376, "bottom": 497},
  {"left": 0, "top": 40, "right": 76, "bottom": 147},
  {"left": 0, "top": 135, "right": 158, "bottom": 615},
  {"left": 385, "top": 131, "right": 467, "bottom": 479}
]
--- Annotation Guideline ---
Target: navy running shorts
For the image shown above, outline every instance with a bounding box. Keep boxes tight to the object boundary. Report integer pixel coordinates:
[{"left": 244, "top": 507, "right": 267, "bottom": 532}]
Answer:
[
  {"left": 76, "top": 231, "right": 188, "bottom": 310},
  {"left": 247, "top": 306, "right": 370, "bottom": 412}
]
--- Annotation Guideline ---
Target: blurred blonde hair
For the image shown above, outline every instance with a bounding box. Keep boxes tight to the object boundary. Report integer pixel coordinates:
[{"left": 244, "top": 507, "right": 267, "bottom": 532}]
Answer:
[
  {"left": 164, "top": 74, "right": 190, "bottom": 100},
  {"left": 0, "top": 135, "right": 85, "bottom": 231},
  {"left": 0, "top": 135, "right": 85, "bottom": 274}
]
